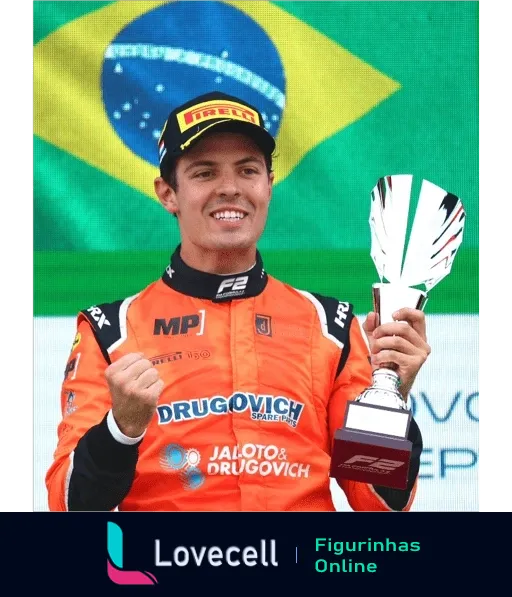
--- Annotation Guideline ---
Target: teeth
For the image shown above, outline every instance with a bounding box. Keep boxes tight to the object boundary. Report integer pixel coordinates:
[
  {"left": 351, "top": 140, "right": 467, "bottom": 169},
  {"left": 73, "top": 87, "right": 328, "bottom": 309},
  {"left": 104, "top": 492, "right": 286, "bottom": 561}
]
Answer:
[{"left": 213, "top": 210, "right": 246, "bottom": 220}]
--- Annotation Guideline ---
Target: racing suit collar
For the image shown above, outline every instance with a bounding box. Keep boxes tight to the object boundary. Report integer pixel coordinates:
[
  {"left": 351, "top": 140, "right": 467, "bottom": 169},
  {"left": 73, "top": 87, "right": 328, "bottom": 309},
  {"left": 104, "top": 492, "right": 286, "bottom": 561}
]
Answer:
[{"left": 162, "top": 245, "right": 268, "bottom": 302}]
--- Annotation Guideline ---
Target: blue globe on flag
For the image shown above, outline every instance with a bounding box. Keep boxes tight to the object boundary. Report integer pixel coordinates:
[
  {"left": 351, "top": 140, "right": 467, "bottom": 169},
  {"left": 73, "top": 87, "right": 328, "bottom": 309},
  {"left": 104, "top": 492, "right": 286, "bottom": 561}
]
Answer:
[{"left": 101, "top": 1, "right": 285, "bottom": 167}]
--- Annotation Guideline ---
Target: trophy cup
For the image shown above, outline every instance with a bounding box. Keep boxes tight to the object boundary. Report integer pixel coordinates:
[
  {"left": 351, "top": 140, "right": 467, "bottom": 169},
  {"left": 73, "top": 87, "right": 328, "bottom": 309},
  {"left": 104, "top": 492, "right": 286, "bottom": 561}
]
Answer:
[{"left": 330, "top": 174, "right": 466, "bottom": 489}]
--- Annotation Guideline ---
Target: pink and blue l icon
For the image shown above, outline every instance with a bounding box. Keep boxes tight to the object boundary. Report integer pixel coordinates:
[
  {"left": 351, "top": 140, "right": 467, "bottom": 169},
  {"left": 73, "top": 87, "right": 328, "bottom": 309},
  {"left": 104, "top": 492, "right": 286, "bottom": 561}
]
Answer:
[{"left": 107, "top": 522, "right": 158, "bottom": 585}]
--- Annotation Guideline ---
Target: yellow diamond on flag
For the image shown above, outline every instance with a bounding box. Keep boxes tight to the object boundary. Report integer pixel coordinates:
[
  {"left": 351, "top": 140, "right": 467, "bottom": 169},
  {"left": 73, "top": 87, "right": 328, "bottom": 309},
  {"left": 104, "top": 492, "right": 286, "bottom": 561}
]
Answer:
[{"left": 34, "top": 0, "right": 400, "bottom": 201}]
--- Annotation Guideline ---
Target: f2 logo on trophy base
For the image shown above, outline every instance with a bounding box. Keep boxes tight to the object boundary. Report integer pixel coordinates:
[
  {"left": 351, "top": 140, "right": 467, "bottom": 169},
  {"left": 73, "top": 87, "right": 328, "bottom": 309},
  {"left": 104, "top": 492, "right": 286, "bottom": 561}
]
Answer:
[{"left": 343, "top": 455, "right": 405, "bottom": 471}]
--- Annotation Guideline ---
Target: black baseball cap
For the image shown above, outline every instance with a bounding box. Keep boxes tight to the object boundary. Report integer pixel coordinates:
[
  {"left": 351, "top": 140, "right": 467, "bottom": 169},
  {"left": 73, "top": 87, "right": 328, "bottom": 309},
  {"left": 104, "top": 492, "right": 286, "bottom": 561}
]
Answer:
[{"left": 157, "top": 91, "right": 276, "bottom": 175}]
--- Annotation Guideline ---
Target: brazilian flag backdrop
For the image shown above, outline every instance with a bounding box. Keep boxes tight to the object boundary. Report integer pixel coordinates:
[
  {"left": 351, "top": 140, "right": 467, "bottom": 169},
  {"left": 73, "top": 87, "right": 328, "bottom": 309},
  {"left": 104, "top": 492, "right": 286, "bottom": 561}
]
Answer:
[{"left": 34, "top": 1, "right": 478, "bottom": 317}]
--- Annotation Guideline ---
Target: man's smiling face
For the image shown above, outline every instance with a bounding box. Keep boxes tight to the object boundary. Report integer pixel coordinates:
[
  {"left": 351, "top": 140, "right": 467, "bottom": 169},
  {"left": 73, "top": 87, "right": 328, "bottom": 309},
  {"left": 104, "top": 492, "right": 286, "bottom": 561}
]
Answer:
[{"left": 156, "top": 132, "right": 274, "bottom": 255}]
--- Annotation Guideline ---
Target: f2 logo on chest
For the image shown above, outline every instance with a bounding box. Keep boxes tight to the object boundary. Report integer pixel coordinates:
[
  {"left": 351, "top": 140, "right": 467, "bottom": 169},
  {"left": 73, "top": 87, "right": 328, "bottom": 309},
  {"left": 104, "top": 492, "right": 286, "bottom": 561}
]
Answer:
[
  {"left": 334, "top": 302, "right": 349, "bottom": 329},
  {"left": 217, "top": 276, "right": 249, "bottom": 294}
]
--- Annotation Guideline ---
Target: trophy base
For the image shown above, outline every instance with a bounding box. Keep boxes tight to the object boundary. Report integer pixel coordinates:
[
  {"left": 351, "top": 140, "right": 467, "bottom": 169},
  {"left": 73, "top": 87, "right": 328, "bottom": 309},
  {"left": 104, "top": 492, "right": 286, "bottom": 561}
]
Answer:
[{"left": 330, "top": 401, "right": 413, "bottom": 490}]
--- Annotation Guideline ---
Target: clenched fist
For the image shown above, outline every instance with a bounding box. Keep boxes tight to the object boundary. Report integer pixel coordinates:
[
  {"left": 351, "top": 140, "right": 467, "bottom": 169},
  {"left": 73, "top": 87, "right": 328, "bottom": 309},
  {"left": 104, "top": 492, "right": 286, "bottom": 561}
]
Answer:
[{"left": 105, "top": 353, "right": 164, "bottom": 438}]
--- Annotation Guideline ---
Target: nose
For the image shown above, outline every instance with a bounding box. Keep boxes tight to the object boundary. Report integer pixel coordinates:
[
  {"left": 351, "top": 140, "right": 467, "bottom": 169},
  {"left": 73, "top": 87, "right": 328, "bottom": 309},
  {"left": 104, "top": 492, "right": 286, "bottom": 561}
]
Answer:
[{"left": 215, "top": 171, "right": 241, "bottom": 198}]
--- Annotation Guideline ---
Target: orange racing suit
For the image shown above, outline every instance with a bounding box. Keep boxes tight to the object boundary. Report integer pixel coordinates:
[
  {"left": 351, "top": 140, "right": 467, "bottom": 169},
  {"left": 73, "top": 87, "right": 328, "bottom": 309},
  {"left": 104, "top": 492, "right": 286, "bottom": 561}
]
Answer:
[{"left": 46, "top": 246, "right": 421, "bottom": 511}]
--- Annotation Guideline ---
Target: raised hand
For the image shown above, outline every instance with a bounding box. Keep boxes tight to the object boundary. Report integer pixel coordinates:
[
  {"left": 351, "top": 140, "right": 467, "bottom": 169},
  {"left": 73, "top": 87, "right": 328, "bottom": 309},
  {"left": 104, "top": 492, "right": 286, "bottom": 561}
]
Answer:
[{"left": 105, "top": 353, "right": 164, "bottom": 437}]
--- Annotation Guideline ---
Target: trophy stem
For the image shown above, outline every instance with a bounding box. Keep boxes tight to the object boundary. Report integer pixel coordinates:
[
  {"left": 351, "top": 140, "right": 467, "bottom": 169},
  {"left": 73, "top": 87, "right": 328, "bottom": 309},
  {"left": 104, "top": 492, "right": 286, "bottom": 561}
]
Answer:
[{"left": 372, "top": 368, "right": 401, "bottom": 392}]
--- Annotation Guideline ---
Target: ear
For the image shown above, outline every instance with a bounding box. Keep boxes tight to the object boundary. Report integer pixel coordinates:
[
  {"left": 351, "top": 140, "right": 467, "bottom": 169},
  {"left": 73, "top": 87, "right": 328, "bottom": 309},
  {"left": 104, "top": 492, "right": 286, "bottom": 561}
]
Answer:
[
  {"left": 154, "top": 177, "right": 178, "bottom": 215},
  {"left": 268, "top": 171, "right": 275, "bottom": 201}
]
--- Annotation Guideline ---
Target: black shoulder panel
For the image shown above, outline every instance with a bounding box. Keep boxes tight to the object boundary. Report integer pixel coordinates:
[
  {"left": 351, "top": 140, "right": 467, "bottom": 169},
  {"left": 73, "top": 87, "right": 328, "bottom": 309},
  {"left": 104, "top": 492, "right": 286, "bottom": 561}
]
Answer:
[
  {"left": 310, "top": 293, "right": 355, "bottom": 378},
  {"left": 80, "top": 301, "right": 124, "bottom": 364}
]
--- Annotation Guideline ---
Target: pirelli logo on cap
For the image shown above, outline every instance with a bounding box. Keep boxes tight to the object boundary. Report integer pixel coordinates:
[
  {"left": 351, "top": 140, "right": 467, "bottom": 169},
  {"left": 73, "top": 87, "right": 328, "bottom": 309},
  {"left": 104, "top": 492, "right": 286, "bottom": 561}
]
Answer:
[{"left": 176, "top": 100, "right": 260, "bottom": 133}]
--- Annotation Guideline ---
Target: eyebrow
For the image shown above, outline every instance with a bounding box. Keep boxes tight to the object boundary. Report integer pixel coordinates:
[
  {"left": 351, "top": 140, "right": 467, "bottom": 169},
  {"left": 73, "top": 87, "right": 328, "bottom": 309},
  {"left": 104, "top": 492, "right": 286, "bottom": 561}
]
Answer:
[{"left": 183, "top": 156, "right": 265, "bottom": 173}]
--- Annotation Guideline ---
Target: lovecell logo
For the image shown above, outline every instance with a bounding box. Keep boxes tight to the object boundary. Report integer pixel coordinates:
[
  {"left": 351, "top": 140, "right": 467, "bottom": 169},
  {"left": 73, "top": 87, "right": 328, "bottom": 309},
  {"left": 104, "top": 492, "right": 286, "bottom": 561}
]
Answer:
[{"left": 107, "top": 522, "right": 158, "bottom": 585}]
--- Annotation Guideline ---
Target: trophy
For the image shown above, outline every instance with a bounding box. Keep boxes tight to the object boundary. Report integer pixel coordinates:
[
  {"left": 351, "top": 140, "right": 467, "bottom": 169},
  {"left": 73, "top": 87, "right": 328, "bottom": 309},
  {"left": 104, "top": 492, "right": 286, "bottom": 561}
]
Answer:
[{"left": 330, "top": 174, "right": 466, "bottom": 489}]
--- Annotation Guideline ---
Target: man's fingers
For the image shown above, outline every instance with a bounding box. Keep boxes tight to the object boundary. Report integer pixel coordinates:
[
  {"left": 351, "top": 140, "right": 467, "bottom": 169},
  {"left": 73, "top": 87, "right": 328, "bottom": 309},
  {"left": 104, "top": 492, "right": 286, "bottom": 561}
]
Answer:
[
  {"left": 371, "top": 349, "right": 426, "bottom": 369},
  {"left": 372, "top": 335, "right": 430, "bottom": 360},
  {"left": 140, "top": 378, "right": 165, "bottom": 403},
  {"left": 106, "top": 355, "right": 154, "bottom": 386},
  {"left": 137, "top": 367, "right": 161, "bottom": 390},
  {"left": 125, "top": 358, "right": 155, "bottom": 381},
  {"left": 371, "top": 334, "right": 415, "bottom": 355},
  {"left": 362, "top": 312, "right": 378, "bottom": 335},
  {"left": 373, "top": 320, "right": 425, "bottom": 348},
  {"left": 392, "top": 308, "right": 427, "bottom": 340},
  {"left": 374, "top": 321, "right": 417, "bottom": 339},
  {"left": 108, "top": 352, "right": 146, "bottom": 373},
  {"left": 145, "top": 378, "right": 165, "bottom": 396},
  {"left": 107, "top": 354, "right": 163, "bottom": 437}
]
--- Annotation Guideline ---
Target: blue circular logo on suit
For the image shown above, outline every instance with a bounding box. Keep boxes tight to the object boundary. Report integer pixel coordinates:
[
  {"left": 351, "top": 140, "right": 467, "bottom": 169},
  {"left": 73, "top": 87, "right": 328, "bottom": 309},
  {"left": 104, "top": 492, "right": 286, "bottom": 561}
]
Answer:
[
  {"left": 161, "top": 444, "right": 187, "bottom": 470},
  {"left": 181, "top": 467, "right": 205, "bottom": 491},
  {"left": 160, "top": 444, "right": 206, "bottom": 490},
  {"left": 101, "top": 1, "right": 285, "bottom": 167}
]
